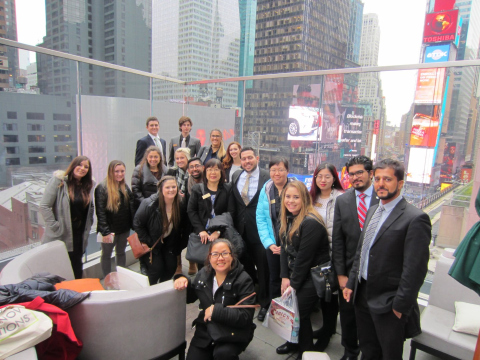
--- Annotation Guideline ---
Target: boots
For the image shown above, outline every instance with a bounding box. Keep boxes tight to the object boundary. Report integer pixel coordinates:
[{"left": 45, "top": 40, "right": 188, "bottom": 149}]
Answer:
[{"left": 175, "top": 255, "right": 183, "bottom": 275}]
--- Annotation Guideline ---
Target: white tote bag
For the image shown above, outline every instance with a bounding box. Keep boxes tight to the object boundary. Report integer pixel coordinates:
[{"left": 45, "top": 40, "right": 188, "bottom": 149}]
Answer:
[{"left": 0, "top": 305, "right": 53, "bottom": 359}]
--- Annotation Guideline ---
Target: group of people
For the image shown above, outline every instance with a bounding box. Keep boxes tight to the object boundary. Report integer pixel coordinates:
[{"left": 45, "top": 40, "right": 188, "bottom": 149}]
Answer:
[{"left": 40, "top": 114, "right": 431, "bottom": 360}]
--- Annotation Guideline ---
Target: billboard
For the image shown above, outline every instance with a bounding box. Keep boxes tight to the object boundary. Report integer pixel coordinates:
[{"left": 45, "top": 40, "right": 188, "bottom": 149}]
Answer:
[
  {"left": 440, "top": 142, "right": 456, "bottom": 181},
  {"left": 410, "top": 113, "right": 439, "bottom": 148},
  {"left": 339, "top": 107, "right": 364, "bottom": 158},
  {"left": 434, "top": 0, "right": 455, "bottom": 12},
  {"left": 407, "top": 148, "right": 435, "bottom": 184},
  {"left": 288, "top": 84, "right": 322, "bottom": 141},
  {"left": 425, "top": 44, "right": 450, "bottom": 63},
  {"left": 460, "top": 167, "right": 472, "bottom": 183},
  {"left": 414, "top": 68, "right": 446, "bottom": 104},
  {"left": 423, "top": 10, "right": 459, "bottom": 43}
]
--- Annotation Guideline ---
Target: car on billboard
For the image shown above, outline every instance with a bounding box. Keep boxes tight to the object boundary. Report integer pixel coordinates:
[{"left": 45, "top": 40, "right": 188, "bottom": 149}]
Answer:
[{"left": 288, "top": 105, "right": 319, "bottom": 136}]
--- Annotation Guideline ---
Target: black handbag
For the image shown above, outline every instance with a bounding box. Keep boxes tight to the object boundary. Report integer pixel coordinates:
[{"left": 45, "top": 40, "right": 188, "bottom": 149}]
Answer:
[
  {"left": 185, "top": 233, "right": 210, "bottom": 263},
  {"left": 310, "top": 261, "right": 339, "bottom": 302}
]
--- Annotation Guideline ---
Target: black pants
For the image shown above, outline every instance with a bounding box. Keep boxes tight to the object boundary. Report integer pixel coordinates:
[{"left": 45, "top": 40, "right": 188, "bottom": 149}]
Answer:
[
  {"left": 338, "top": 285, "right": 360, "bottom": 357},
  {"left": 265, "top": 247, "right": 281, "bottom": 300},
  {"left": 296, "top": 279, "right": 319, "bottom": 354},
  {"left": 355, "top": 280, "right": 407, "bottom": 360},
  {"left": 142, "top": 246, "right": 177, "bottom": 285},
  {"left": 318, "top": 293, "right": 339, "bottom": 336},
  {"left": 187, "top": 341, "right": 246, "bottom": 360},
  {"left": 69, "top": 232, "right": 84, "bottom": 279}
]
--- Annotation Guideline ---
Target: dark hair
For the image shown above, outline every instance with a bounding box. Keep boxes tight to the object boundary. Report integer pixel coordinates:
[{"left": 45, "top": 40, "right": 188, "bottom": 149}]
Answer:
[
  {"left": 269, "top": 157, "right": 289, "bottom": 171},
  {"left": 188, "top": 157, "right": 202, "bottom": 166},
  {"left": 146, "top": 116, "right": 159, "bottom": 127},
  {"left": 373, "top": 159, "right": 405, "bottom": 181},
  {"left": 156, "top": 175, "right": 182, "bottom": 232},
  {"left": 297, "top": 84, "right": 311, "bottom": 93},
  {"left": 223, "top": 141, "right": 242, "bottom": 169},
  {"left": 240, "top": 146, "right": 257, "bottom": 156},
  {"left": 203, "top": 239, "right": 238, "bottom": 272},
  {"left": 345, "top": 155, "right": 373, "bottom": 173},
  {"left": 178, "top": 116, "right": 192, "bottom": 131},
  {"left": 309, "top": 163, "right": 343, "bottom": 200},
  {"left": 139, "top": 146, "right": 163, "bottom": 177},
  {"left": 203, "top": 159, "right": 225, "bottom": 187},
  {"left": 63, "top": 156, "right": 93, "bottom": 207}
]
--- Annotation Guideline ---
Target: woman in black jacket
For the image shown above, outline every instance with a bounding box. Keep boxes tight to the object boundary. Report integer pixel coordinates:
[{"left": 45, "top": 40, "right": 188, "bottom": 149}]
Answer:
[
  {"left": 133, "top": 175, "right": 187, "bottom": 285},
  {"left": 174, "top": 239, "right": 257, "bottom": 360},
  {"left": 131, "top": 146, "right": 166, "bottom": 213},
  {"left": 187, "top": 159, "right": 231, "bottom": 245},
  {"left": 277, "top": 181, "right": 330, "bottom": 359},
  {"left": 95, "top": 160, "right": 134, "bottom": 277}
]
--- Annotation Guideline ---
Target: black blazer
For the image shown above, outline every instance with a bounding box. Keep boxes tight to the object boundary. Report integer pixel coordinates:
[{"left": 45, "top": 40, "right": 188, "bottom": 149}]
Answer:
[
  {"left": 167, "top": 135, "right": 201, "bottom": 166},
  {"left": 187, "top": 183, "right": 232, "bottom": 234},
  {"left": 331, "top": 188, "right": 379, "bottom": 277},
  {"left": 134, "top": 135, "right": 167, "bottom": 166},
  {"left": 228, "top": 168, "right": 270, "bottom": 239},
  {"left": 346, "top": 198, "right": 431, "bottom": 318}
]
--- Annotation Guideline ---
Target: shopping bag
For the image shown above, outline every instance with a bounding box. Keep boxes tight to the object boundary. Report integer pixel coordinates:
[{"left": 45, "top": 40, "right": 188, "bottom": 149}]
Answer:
[
  {"left": 0, "top": 304, "right": 53, "bottom": 359},
  {"left": 262, "top": 286, "right": 300, "bottom": 343}
]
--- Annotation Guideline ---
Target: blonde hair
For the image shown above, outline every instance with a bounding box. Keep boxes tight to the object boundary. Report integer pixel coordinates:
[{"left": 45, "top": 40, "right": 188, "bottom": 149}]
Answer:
[
  {"left": 210, "top": 129, "right": 226, "bottom": 159},
  {"left": 279, "top": 181, "right": 325, "bottom": 243},
  {"left": 175, "top": 147, "right": 191, "bottom": 161},
  {"left": 106, "top": 160, "right": 129, "bottom": 213}
]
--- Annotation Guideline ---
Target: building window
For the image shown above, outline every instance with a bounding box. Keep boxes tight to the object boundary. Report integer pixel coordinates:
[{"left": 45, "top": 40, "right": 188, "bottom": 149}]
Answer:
[
  {"left": 7, "top": 111, "right": 17, "bottom": 119},
  {"left": 28, "top": 146, "right": 46, "bottom": 153},
  {"left": 53, "top": 113, "right": 71, "bottom": 121},
  {"left": 55, "top": 144, "right": 72, "bottom": 152},
  {"left": 6, "top": 146, "right": 18, "bottom": 154},
  {"left": 6, "top": 158, "right": 20, "bottom": 165},
  {"left": 54, "top": 135, "right": 71, "bottom": 142},
  {"left": 26, "top": 112, "right": 45, "bottom": 120},
  {"left": 2, "top": 123, "right": 17, "bottom": 131},
  {"left": 28, "top": 135, "right": 46, "bottom": 142},
  {"left": 27, "top": 124, "right": 45, "bottom": 131},
  {"left": 3, "top": 135, "right": 18, "bottom": 142},
  {"left": 55, "top": 155, "right": 72, "bottom": 163},
  {"left": 29, "top": 157, "right": 47, "bottom": 164},
  {"left": 30, "top": 210, "right": 38, "bottom": 224},
  {"left": 54, "top": 124, "right": 71, "bottom": 131}
]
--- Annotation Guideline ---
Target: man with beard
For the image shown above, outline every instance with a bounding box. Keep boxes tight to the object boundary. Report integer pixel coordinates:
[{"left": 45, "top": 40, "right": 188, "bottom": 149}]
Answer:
[
  {"left": 331, "top": 155, "right": 378, "bottom": 360},
  {"left": 343, "top": 159, "right": 431, "bottom": 360},
  {"left": 187, "top": 157, "right": 204, "bottom": 195}
]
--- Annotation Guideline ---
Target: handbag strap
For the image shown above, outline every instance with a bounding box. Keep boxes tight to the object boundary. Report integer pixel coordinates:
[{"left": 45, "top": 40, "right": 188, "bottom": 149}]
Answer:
[
  {"left": 227, "top": 292, "right": 260, "bottom": 309},
  {"left": 149, "top": 234, "right": 164, "bottom": 264}
]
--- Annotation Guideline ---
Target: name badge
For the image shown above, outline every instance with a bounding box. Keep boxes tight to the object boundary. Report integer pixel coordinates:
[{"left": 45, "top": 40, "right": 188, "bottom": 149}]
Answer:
[
  {"left": 173, "top": 143, "right": 178, "bottom": 147},
  {"left": 270, "top": 199, "right": 275, "bottom": 204},
  {"left": 202, "top": 193, "right": 211, "bottom": 199}
]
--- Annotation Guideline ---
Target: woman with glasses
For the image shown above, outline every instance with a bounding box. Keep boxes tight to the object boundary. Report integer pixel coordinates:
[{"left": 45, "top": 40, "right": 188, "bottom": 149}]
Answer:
[
  {"left": 278, "top": 181, "right": 330, "bottom": 359},
  {"left": 133, "top": 175, "right": 188, "bottom": 285},
  {"left": 222, "top": 141, "right": 242, "bottom": 182},
  {"left": 309, "top": 163, "right": 344, "bottom": 351},
  {"left": 197, "top": 129, "right": 226, "bottom": 164},
  {"left": 174, "top": 239, "right": 256, "bottom": 360},
  {"left": 187, "top": 160, "right": 231, "bottom": 265}
]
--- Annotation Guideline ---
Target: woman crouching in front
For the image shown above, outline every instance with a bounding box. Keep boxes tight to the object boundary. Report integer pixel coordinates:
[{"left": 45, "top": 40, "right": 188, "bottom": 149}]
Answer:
[
  {"left": 278, "top": 181, "right": 330, "bottom": 359},
  {"left": 174, "top": 239, "right": 257, "bottom": 360}
]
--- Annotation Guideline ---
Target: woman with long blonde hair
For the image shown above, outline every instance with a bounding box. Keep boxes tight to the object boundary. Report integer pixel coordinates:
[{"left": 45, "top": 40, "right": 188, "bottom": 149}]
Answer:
[
  {"left": 95, "top": 160, "right": 134, "bottom": 277},
  {"left": 277, "top": 181, "right": 330, "bottom": 359}
]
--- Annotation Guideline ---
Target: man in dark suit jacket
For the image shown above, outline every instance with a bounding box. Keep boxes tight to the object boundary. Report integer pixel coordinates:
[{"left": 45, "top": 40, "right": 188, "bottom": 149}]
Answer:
[
  {"left": 168, "top": 116, "right": 201, "bottom": 167},
  {"left": 228, "top": 147, "right": 270, "bottom": 320},
  {"left": 343, "top": 159, "right": 431, "bottom": 360},
  {"left": 332, "top": 155, "right": 378, "bottom": 360},
  {"left": 135, "top": 116, "right": 167, "bottom": 166}
]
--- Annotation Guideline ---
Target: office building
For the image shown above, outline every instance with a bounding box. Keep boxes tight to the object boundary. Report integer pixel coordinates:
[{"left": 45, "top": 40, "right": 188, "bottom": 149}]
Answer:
[
  {"left": 346, "top": 0, "right": 364, "bottom": 64},
  {"left": 0, "top": 0, "right": 18, "bottom": 90}
]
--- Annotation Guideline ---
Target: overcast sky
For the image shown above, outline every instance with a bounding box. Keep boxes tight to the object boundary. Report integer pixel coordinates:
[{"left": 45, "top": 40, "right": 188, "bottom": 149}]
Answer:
[{"left": 15, "top": 0, "right": 428, "bottom": 126}]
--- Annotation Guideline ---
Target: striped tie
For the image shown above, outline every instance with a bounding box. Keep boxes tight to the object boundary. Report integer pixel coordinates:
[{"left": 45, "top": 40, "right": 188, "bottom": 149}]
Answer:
[
  {"left": 358, "top": 193, "right": 367, "bottom": 230},
  {"left": 358, "top": 205, "right": 385, "bottom": 281}
]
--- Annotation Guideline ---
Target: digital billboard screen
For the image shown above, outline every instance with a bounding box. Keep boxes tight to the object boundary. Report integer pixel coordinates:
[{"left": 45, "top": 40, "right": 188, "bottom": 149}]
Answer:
[
  {"left": 339, "top": 107, "right": 364, "bottom": 158},
  {"left": 288, "top": 84, "right": 321, "bottom": 141},
  {"left": 407, "top": 148, "right": 435, "bottom": 184},
  {"left": 425, "top": 44, "right": 450, "bottom": 63},
  {"left": 423, "top": 10, "right": 459, "bottom": 43},
  {"left": 414, "top": 68, "right": 446, "bottom": 104},
  {"left": 410, "top": 113, "right": 439, "bottom": 148},
  {"left": 440, "top": 142, "right": 456, "bottom": 181}
]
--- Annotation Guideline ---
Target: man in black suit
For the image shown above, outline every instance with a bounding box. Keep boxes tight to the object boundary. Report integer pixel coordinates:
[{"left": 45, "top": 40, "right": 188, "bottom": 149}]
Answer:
[
  {"left": 228, "top": 147, "right": 270, "bottom": 321},
  {"left": 331, "top": 155, "right": 378, "bottom": 360},
  {"left": 134, "top": 116, "right": 167, "bottom": 166},
  {"left": 343, "top": 159, "right": 431, "bottom": 360},
  {"left": 167, "top": 116, "right": 201, "bottom": 167}
]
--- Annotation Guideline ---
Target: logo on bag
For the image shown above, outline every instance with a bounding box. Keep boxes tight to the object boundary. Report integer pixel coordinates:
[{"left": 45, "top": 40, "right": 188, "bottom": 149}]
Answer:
[{"left": 0, "top": 308, "right": 36, "bottom": 337}]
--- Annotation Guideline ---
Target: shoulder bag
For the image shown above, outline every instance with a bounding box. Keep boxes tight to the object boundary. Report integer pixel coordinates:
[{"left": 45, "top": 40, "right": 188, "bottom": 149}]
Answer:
[
  {"left": 310, "top": 261, "right": 339, "bottom": 302},
  {"left": 127, "top": 232, "right": 163, "bottom": 264}
]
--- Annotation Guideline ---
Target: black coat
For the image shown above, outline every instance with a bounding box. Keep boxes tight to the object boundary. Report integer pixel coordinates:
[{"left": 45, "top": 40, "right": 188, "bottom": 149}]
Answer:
[
  {"left": 133, "top": 193, "right": 188, "bottom": 255},
  {"left": 174, "top": 262, "right": 256, "bottom": 348},
  {"left": 187, "top": 183, "right": 231, "bottom": 234},
  {"left": 280, "top": 214, "right": 330, "bottom": 290},
  {"left": 131, "top": 164, "right": 164, "bottom": 214},
  {"left": 94, "top": 181, "right": 134, "bottom": 236}
]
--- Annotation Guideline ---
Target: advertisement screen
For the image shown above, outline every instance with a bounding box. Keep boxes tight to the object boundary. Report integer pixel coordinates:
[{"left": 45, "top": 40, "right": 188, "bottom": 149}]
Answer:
[
  {"left": 410, "top": 113, "right": 439, "bottom": 148},
  {"left": 440, "top": 142, "right": 456, "bottom": 181},
  {"left": 407, "top": 148, "right": 435, "bottom": 184},
  {"left": 425, "top": 44, "right": 450, "bottom": 63},
  {"left": 460, "top": 168, "right": 472, "bottom": 183},
  {"left": 288, "top": 84, "right": 321, "bottom": 141},
  {"left": 414, "top": 68, "right": 446, "bottom": 104},
  {"left": 423, "top": 10, "right": 459, "bottom": 43},
  {"left": 340, "top": 107, "right": 364, "bottom": 158},
  {"left": 434, "top": 0, "right": 455, "bottom": 12}
]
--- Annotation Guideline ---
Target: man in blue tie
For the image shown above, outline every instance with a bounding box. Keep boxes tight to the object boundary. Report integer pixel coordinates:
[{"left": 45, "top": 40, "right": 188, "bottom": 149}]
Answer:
[{"left": 343, "top": 159, "right": 431, "bottom": 360}]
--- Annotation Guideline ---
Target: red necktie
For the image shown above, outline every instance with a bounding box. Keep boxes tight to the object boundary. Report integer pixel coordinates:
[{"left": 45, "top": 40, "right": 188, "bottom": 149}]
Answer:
[{"left": 358, "top": 193, "right": 367, "bottom": 230}]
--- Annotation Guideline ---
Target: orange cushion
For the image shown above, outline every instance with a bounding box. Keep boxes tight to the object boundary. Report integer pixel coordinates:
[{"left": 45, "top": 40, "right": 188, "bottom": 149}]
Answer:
[{"left": 55, "top": 278, "right": 105, "bottom": 292}]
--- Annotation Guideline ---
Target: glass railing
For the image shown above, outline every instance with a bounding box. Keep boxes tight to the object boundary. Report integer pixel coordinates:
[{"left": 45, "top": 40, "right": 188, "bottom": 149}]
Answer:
[{"left": 1, "top": 40, "right": 479, "bottom": 294}]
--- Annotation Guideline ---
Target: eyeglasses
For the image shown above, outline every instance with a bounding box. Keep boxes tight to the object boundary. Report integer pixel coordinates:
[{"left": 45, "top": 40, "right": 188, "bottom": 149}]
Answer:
[
  {"left": 348, "top": 170, "right": 366, "bottom": 178},
  {"left": 270, "top": 168, "right": 287, "bottom": 173},
  {"left": 189, "top": 164, "right": 202, "bottom": 169},
  {"left": 206, "top": 168, "right": 220, "bottom": 173},
  {"left": 210, "top": 252, "right": 231, "bottom": 259},
  {"left": 316, "top": 175, "right": 332, "bottom": 180}
]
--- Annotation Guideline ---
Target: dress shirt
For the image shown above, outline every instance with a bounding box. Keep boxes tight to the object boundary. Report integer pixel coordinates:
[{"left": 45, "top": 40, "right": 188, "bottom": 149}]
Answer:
[
  {"left": 237, "top": 166, "right": 260, "bottom": 203},
  {"left": 148, "top": 133, "right": 163, "bottom": 154},
  {"left": 355, "top": 183, "right": 374, "bottom": 210},
  {"left": 361, "top": 194, "right": 404, "bottom": 280}
]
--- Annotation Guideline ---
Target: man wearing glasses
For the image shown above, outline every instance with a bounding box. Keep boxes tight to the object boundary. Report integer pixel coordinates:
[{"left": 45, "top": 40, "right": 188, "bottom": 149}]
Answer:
[
  {"left": 186, "top": 157, "right": 204, "bottom": 195},
  {"left": 331, "top": 155, "right": 379, "bottom": 360}
]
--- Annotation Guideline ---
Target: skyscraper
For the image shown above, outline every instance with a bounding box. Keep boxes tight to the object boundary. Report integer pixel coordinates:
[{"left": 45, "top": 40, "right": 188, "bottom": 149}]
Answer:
[
  {"left": 346, "top": 0, "right": 364, "bottom": 64},
  {"left": 37, "top": 0, "right": 151, "bottom": 98},
  {"left": 0, "top": 0, "right": 19, "bottom": 90},
  {"left": 151, "top": 0, "right": 241, "bottom": 108}
]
